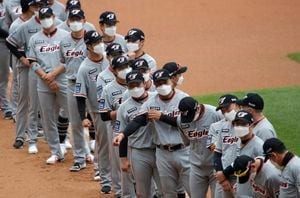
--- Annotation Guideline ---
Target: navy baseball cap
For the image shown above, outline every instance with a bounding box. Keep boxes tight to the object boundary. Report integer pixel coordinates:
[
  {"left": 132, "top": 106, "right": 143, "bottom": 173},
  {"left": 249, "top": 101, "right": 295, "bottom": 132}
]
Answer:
[
  {"left": 125, "top": 28, "right": 145, "bottom": 42},
  {"left": 237, "top": 93, "right": 264, "bottom": 110},
  {"left": 112, "top": 55, "right": 129, "bottom": 69},
  {"left": 178, "top": 97, "right": 199, "bottom": 123},
  {"left": 263, "top": 138, "right": 286, "bottom": 162},
  {"left": 233, "top": 155, "right": 255, "bottom": 184},
  {"left": 106, "top": 43, "right": 124, "bottom": 57},
  {"left": 21, "top": 0, "right": 32, "bottom": 12},
  {"left": 152, "top": 69, "right": 171, "bottom": 82},
  {"left": 68, "top": 8, "right": 85, "bottom": 19},
  {"left": 99, "top": 11, "right": 119, "bottom": 25},
  {"left": 232, "top": 110, "right": 254, "bottom": 125},
  {"left": 163, "top": 62, "right": 187, "bottom": 77},
  {"left": 131, "top": 59, "right": 149, "bottom": 70},
  {"left": 216, "top": 94, "right": 238, "bottom": 111},
  {"left": 126, "top": 71, "right": 144, "bottom": 84},
  {"left": 29, "top": 0, "right": 47, "bottom": 6},
  {"left": 84, "top": 31, "right": 102, "bottom": 45},
  {"left": 38, "top": 6, "right": 54, "bottom": 18},
  {"left": 66, "top": 0, "right": 81, "bottom": 10}
]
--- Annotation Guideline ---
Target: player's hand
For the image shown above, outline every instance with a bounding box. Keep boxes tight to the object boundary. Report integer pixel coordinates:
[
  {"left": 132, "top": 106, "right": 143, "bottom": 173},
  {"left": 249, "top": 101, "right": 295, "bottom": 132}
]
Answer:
[
  {"left": 221, "top": 180, "right": 233, "bottom": 192},
  {"left": 207, "top": 143, "right": 216, "bottom": 151},
  {"left": 127, "top": 52, "right": 136, "bottom": 60},
  {"left": 120, "top": 157, "right": 131, "bottom": 172},
  {"left": 148, "top": 109, "right": 162, "bottom": 121},
  {"left": 20, "top": 57, "right": 30, "bottom": 67},
  {"left": 82, "top": 118, "right": 91, "bottom": 127},
  {"left": 215, "top": 171, "right": 226, "bottom": 183},
  {"left": 113, "top": 133, "right": 125, "bottom": 146},
  {"left": 43, "top": 72, "right": 56, "bottom": 83},
  {"left": 48, "top": 80, "right": 59, "bottom": 92}
]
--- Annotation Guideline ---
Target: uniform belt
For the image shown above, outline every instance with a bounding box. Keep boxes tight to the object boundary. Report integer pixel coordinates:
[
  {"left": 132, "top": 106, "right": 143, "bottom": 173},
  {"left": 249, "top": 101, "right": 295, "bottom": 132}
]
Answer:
[
  {"left": 68, "top": 79, "right": 76, "bottom": 83},
  {"left": 156, "top": 144, "right": 185, "bottom": 152}
]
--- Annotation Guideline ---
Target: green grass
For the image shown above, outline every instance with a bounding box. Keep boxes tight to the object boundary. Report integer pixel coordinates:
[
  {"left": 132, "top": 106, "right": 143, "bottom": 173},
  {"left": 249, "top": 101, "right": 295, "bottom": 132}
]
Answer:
[
  {"left": 287, "top": 52, "right": 300, "bottom": 63},
  {"left": 194, "top": 86, "right": 300, "bottom": 155}
]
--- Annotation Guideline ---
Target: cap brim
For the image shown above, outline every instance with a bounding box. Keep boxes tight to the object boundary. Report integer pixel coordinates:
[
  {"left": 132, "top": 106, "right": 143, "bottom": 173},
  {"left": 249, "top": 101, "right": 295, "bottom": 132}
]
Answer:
[
  {"left": 125, "top": 35, "right": 142, "bottom": 42},
  {"left": 127, "top": 79, "right": 143, "bottom": 84},
  {"left": 177, "top": 66, "right": 187, "bottom": 74},
  {"left": 153, "top": 77, "right": 170, "bottom": 82},
  {"left": 236, "top": 99, "right": 246, "bottom": 106},
  {"left": 216, "top": 103, "right": 230, "bottom": 111},
  {"left": 232, "top": 117, "right": 251, "bottom": 125},
  {"left": 68, "top": 15, "right": 84, "bottom": 19},
  {"left": 103, "top": 20, "right": 118, "bottom": 26},
  {"left": 181, "top": 111, "right": 196, "bottom": 123}
]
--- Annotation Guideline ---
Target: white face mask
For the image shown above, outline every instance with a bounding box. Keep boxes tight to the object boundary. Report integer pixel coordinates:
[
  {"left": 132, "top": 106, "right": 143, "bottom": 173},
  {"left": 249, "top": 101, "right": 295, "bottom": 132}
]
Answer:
[
  {"left": 143, "top": 73, "right": 150, "bottom": 82},
  {"left": 93, "top": 43, "right": 105, "bottom": 55},
  {"left": 234, "top": 126, "right": 249, "bottom": 137},
  {"left": 117, "top": 67, "right": 132, "bottom": 79},
  {"left": 40, "top": 18, "right": 54, "bottom": 29},
  {"left": 69, "top": 21, "right": 83, "bottom": 32},
  {"left": 224, "top": 109, "right": 236, "bottom": 121},
  {"left": 156, "top": 84, "right": 172, "bottom": 96},
  {"left": 129, "top": 87, "right": 145, "bottom": 98},
  {"left": 104, "top": 26, "right": 117, "bottom": 36},
  {"left": 176, "top": 75, "right": 184, "bottom": 86},
  {"left": 126, "top": 42, "right": 139, "bottom": 52}
]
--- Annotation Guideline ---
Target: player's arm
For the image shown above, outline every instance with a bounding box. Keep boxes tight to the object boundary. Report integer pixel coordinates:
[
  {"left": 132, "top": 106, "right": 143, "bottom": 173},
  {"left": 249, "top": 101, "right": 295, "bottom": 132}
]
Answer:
[
  {"left": 123, "top": 113, "right": 148, "bottom": 137},
  {"left": 148, "top": 109, "right": 178, "bottom": 127},
  {"left": 43, "top": 64, "right": 66, "bottom": 83},
  {"left": 0, "top": 27, "right": 9, "bottom": 38}
]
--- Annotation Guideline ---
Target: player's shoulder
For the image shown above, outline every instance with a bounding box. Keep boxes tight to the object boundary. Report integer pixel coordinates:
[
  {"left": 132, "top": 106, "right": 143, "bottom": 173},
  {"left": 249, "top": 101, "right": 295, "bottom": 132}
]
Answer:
[
  {"left": 142, "top": 53, "right": 156, "bottom": 62},
  {"left": 54, "top": 0, "right": 65, "bottom": 9},
  {"left": 84, "top": 22, "right": 96, "bottom": 31},
  {"left": 175, "top": 89, "right": 189, "bottom": 98}
]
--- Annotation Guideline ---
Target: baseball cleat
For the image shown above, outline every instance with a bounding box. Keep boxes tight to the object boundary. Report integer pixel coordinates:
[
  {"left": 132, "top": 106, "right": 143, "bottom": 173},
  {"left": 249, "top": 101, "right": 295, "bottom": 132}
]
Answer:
[
  {"left": 101, "top": 186, "right": 111, "bottom": 194},
  {"left": 69, "top": 162, "right": 87, "bottom": 172},
  {"left": 60, "top": 143, "right": 67, "bottom": 155},
  {"left": 13, "top": 140, "right": 24, "bottom": 149},
  {"left": 4, "top": 111, "right": 13, "bottom": 120},
  {"left": 93, "top": 170, "right": 100, "bottom": 181},
  {"left": 46, "top": 155, "right": 64, "bottom": 164},
  {"left": 86, "top": 153, "right": 94, "bottom": 164},
  {"left": 64, "top": 139, "right": 72, "bottom": 149},
  {"left": 28, "top": 143, "right": 38, "bottom": 154}
]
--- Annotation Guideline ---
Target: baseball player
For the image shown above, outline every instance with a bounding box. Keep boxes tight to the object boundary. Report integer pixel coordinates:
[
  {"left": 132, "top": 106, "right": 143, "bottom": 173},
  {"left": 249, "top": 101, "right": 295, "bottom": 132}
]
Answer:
[
  {"left": 59, "top": 9, "right": 94, "bottom": 171},
  {"left": 7, "top": 0, "right": 39, "bottom": 152},
  {"left": 263, "top": 138, "right": 300, "bottom": 198},
  {"left": 47, "top": 0, "right": 66, "bottom": 21},
  {"left": 238, "top": 93, "right": 277, "bottom": 141},
  {"left": 146, "top": 96, "right": 222, "bottom": 198},
  {"left": 212, "top": 94, "right": 240, "bottom": 198},
  {"left": 163, "top": 62, "right": 187, "bottom": 87},
  {"left": 73, "top": 30, "right": 112, "bottom": 193},
  {"left": 6, "top": 1, "right": 61, "bottom": 150},
  {"left": 113, "top": 70, "right": 162, "bottom": 198},
  {"left": 218, "top": 110, "right": 264, "bottom": 197},
  {"left": 125, "top": 28, "right": 157, "bottom": 72},
  {"left": 232, "top": 155, "right": 281, "bottom": 198},
  {"left": 99, "top": 55, "right": 135, "bottom": 198},
  {"left": 27, "top": 6, "right": 69, "bottom": 163},
  {"left": 0, "top": 0, "right": 13, "bottom": 119},
  {"left": 98, "top": 11, "right": 127, "bottom": 52},
  {"left": 114, "top": 69, "right": 191, "bottom": 197},
  {"left": 4, "top": 0, "right": 21, "bottom": 28}
]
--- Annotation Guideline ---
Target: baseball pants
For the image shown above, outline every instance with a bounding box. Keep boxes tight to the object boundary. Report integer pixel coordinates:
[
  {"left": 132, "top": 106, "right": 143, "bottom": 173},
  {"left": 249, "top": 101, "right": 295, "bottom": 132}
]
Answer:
[
  {"left": 38, "top": 84, "right": 68, "bottom": 159},
  {"left": 130, "top": 147, "right": 163, "bottom": 198},
  {"left": 215, "top": 176, "right": 236, "bottom": 198},
  {"left": 10, "top": 56, "right": 18, "bottom": 116},
  {"left": 156, "top": 146, "right": 191, "bottom": 198},
  {"left": 190, "top": 164, "right": 216, "bottom": 198},
  {"left": 0, "top": 42, "right": 12, "bottom": 114},
  {"left": 236, "top": 181, "right": 254, "bottom": 198},
  {"left": 67, "top": 81, "right": 90, "bottom": 163}
]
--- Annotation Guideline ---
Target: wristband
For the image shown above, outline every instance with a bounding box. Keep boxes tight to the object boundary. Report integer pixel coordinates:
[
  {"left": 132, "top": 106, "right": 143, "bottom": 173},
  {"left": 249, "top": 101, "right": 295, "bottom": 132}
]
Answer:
[{"left": 31, "top": 62, "right": 40, "bottom": 72}]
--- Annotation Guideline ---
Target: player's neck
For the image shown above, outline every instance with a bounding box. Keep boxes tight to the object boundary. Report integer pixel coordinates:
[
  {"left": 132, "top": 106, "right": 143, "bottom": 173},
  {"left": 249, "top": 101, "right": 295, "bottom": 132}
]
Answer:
[
  {"left": 135, "top": 50, "right": 145, "bottom": 59},
  {"left": 71, "top": 30, "right": 85, "bottom": 40},
  {"left": 43, "top": 27, "right": 57, "bottom": 37},
  {"left": 132, "top": 92, "right": 148, "bottom": 102},
  {"left": 89, "top": 53, "right": 103, "bottom": 63},
  {"left": 253, "top": 113, "right": 264, "bottom": 122},
  {"left": 21, "top": 12, "right": 33, "bottom": 21},
  {"left": 102, "top": 35, "right": 115, "bottom": 43},
  {"left": 145, "top": 80, "right": 152, "bottom": 90},
  {"left": 116, "top": 78, "right": 126, "bottom": 86}
]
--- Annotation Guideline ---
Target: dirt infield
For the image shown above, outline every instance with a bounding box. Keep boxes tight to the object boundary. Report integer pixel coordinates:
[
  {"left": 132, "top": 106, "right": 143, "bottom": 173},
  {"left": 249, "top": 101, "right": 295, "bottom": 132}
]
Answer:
[{"left": 1, "top": 0, "right": 300, "bottom": 197}]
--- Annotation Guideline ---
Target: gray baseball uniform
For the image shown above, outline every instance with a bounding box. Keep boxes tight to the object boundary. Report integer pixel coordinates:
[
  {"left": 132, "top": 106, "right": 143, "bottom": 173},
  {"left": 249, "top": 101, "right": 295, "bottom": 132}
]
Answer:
[
  {"left": 253, "top": 118, "right": 277, "bottom": 141},
  {"left": 279, "top": 156, "right": 300, "bottom": 198},
  {"left": 58, "top": 21, "right": 96, "bottom": 32},
  {"left": 60, "top": 33, "right": 91, "bottom": 164},
  {"left": 96, "top": 67, "right": 115, "bottom": 101},
  {"left": 207, "top": 118, "right": 225, "bottom": 149},
  {"left": 176, "top": 104, "right": 221, "bottom": 198},
  {"left": 103, "top": 33, "right": 127, "bottom": 53},
  {"left": 249, "top": 157, "right": 281, "bottom": 198},
  {"left": 7, "top": 16, "right": 62, "bottom": 143},
  {"left": 115, "top": 92, "right": 162, "bottom": 198},
  {"left": 138, "top": 89, "right": 191, "bottom": 197},
  {"left": 50, "top": 0, "right": 67, "bottom": 21},
  {"left": 73, "top": 56, "right": 111, "bottom": 187},
  {"left": 4, "top": 0, "right": 21, "bottom": 28},
  {"left": 28, "top": 28, "right": 69, "bottom": 159},
  {"left": 138, "top": 53, "right": 157, "bottom": 72}
]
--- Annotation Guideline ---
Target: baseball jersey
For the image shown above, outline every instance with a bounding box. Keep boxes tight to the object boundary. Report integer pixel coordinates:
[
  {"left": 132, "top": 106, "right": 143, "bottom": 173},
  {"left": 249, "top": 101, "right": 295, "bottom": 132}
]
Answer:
[
  {"left": 177, "top": 104, "right": 221, "bottom": 167},
  {"left": 4, "top": 0, "right": 21, "bottom": 29},
  {"left": 74, "top": 56, "right": 109, "bottom": 112},
  {"left": 139, "top": 89, "right": 189, "bottom": 145},
  {"left": 103, "top": 33, "right": 127, "bottom": 52},
  {"left": 137, "top": 53, "right": 157, "bottom": 72},
  {"left": 99, "top": 80, "right": 127, "bottom": 125},
  {"left": 50, "top": 0, "right": 66, "bottom": 21},
  {"left": 0, "top": 2, "right": 8, "bottom": 41},
  {"left": 207, "top": 118, "right": 225, "bottom": 148},
  {"left": 57, "top": 21, "right": 96, "bottom": 32},
  {"left": 96, "top": 67, "right": 115, "bottom": 101},
  {"left": 59, "top": 33, "right": 86, "bottom": 80},
  {"left": 27, "top": 28, "right": 69, "bottom": 92},
  {"left": 250, "top": 157, "right": 281, "bottom": 198},
  {"left": 215, "top": 120, "right": 241, "bottom": 168},
  {"left": 115, "top": 92, "right": 156, "bottom": 149},
  {"left": 279, "top": 156, "right": 300, "bottom": 198},
  {"left": 253, "top": 117, "right": 277, "bottom": 141},
  {"left": 7, "top": 16, "right": 62, "bottom": 54}
]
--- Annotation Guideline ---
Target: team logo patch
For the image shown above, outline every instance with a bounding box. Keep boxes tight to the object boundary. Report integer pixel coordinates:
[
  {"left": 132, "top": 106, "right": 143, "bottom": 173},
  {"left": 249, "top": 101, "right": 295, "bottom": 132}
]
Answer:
[
  {"left": 96, "top": 85, "right": 103, "bottom": 98},
  {"left": 221, "top": 128, "right": 230, "bottom": 133},
  {"left": 113, "top": 120, "right": 121, "bottom": 132},
  {"left": 180, "top": 123, "right": 190, "bottom": 129},
  {"left": 127, "top": 107, "right": 138, "bottom": 114},
  {"left": 98, "top": 99, "right": 105, "bottom": 110},
  {"left": 150, "top": 106, "right": 160, "bottom": 111},
  {"left": 28, "top": 29, "right": 38, "bottom": 33},
  {"left": 185, "top": 128, "right": 208, "bottom": 139},
  {"left": 112, "top": 90, "right": 122, "bottom": 96},
  {"left": 63, "top": 43, "right": 72, "bottom": 48},
  {"left": 66, "top": 49, "right": 84, "bottom": 57},
  {"left": 39, "top": 44, "right": 60, "bottom": 53},
  {"left": 104, "top": 79, "right": 113, "bottom": 83},
  {"left": 88, "top": 68, "right": 97, "bottom": 74},
  {"left": 35, "top": 40, "right": 45, "bottom": 44},
  {"left": 222, "top": 136, "right": 239, "bottom": 144},
  {"left": 75, "top": 83, "right": 81, "bottom": 93}
]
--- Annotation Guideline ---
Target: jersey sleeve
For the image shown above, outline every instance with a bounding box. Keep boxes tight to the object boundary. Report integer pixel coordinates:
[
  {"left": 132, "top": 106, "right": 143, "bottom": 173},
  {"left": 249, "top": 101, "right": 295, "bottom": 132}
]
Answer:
[
  {"left": 214, "top": 130, "right": 222, "bottom": 153},
  {"left": 73, "top": 67, "right": 88, "bottom": 98},
  {"left": 99, "top": 87, "right": 112, "bottom": 112},
  {"left": 208, "top": 123, "right": 218, "bottom": 148},
  {"left": 115, "top": 104, "right": 127, "bottom": 133},
  {"left": 27, "top": 36, "right": 37, "bottom": 61},
  {"left": 7, "top": 23, "right": 25, "bottom": 48}
]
